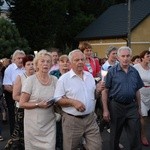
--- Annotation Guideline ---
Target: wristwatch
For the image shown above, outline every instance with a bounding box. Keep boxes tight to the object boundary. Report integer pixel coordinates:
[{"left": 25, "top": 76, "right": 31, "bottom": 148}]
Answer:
[{"left": 35, "top": 103, "right": 39, "bottom": 107}]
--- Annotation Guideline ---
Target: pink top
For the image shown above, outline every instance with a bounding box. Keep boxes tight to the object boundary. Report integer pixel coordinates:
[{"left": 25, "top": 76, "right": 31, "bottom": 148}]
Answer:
[{"left": 84, "top": 57, "right": 100, "bottom": 77}]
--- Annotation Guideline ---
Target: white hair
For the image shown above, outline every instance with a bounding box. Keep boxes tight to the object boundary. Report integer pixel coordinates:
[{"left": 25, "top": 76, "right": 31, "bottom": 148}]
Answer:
[
  {"left": 117, "top": 46, "right": 132, "bottom": 56},
  {"left": 68, "top": 49, "right": 85, "bottom": 62},
  {"left": 12, "top": 50, "right": 25, "bottom": 60}
]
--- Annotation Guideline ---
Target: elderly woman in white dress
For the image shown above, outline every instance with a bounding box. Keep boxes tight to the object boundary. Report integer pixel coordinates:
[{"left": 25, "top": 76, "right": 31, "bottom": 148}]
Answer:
[
  {"left": 20, "top": 50, "right": 58, "bottom": 150},
  {"left": 134, "top": 50, "right": 150, "bottom": 146}
]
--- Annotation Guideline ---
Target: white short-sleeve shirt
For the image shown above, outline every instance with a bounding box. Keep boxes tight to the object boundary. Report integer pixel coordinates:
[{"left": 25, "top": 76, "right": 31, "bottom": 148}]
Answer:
[
  {"left": 102, "top": 60, "right": 118, "bottom": 71},
  {"left": 54, "top": 69, "right": 96, "bottom": 116},
  {"left": 3, "top": 63, "right": 25, "bottom": 86}
]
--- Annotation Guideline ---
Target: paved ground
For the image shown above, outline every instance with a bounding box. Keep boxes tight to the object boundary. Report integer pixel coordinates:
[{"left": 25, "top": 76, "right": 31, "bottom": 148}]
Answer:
[
  {"left": 101, "top": 116, "right": 150, "bottom": 150},
  {"left": 0, "top": 117, "right": 150, "bottom": 150}
]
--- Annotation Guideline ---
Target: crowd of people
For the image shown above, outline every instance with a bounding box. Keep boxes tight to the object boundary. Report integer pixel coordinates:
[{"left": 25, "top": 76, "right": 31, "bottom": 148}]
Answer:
[{"left": 0, "top": 42, "right": 150, "bottom": 150}]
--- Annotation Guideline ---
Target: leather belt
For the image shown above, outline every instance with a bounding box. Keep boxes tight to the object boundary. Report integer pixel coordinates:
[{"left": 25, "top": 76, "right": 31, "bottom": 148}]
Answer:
[
  {"left": 112, "top": 99, "right": 134, "bottom": 105},
  {"left": 66, "top": 113, "right": 90, "bottom": 119},
  {"left": 144, "top": 86, "right": 150, "bottom": 88}
]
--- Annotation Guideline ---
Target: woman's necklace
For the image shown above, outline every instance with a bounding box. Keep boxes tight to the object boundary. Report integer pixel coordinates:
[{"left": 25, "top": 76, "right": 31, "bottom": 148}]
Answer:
[
  {"left": 24, "top": 72, "right": 28, "bottom": 78},
  {"left": 141, "top": 62, "right": 150, "bottom": 70},
  {"left": 36, "top": 73, "right": 51, "bottom": 85}
]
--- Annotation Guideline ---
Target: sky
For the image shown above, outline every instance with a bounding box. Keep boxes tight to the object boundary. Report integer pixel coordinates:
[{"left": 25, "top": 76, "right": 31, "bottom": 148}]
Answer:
[{"left": 1, "top": 0, "right": 9, "bottom": 10}]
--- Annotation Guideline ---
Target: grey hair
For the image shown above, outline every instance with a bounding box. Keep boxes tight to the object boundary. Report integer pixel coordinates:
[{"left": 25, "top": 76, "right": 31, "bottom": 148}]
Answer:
[
  {"left": 117, "top": 46, "right": 132, "bottom": 56},
  {"left": 106, "top": 45, "right": 118, "bottom": 57},
  {"left": 59, "top": 54, "right": 69, "bottom": 61},
  {"left": 33, "top": 49, "right": 52, "bottom": 71},
  {"left": 68, "top": 49, "right": 84, "bottom": 62},
  {"left": 12, "top": 50, "right": 25, "bottom": 60}
]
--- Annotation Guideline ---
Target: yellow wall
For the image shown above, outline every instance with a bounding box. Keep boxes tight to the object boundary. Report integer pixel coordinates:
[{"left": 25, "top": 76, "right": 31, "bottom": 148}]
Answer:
[
  {"left": 131, "top": 16, "right": 150, "bottom": 55},
  {"left": 80, "top": 16, "right": 150, "bottom": 58}
]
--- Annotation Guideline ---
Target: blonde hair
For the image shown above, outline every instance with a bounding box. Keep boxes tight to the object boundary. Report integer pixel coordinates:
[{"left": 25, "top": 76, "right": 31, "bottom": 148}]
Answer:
[{"left": 33, "top": 49, "right": 52, "bottom": 71}]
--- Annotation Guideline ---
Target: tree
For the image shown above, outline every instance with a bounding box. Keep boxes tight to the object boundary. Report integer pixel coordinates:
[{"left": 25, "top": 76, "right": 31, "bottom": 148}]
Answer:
[
  {"left": 4, "top": 0, "right": 126, "bottom": 53},
  {"left": 6, "top": 0, "right": 96, "bottom": 52},
  {"left": 0, "top": 17, "right": 30, "bottom": 58}
]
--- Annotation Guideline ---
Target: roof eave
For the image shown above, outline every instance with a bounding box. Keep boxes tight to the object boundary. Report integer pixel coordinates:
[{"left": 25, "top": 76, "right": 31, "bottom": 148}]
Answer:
[{"left": 75, "top": 34, "right": 127, "bottom": 41}]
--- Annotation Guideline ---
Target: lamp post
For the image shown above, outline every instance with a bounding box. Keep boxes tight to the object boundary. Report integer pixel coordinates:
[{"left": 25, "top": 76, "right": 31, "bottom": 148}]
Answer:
[{"left": 127, "top": 0, "right": 131, "bottom": 48}]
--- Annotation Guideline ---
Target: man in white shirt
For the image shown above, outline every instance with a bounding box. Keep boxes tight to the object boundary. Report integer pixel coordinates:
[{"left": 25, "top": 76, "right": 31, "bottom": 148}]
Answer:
[
  {"left": 3, "top": 50, "right": 25, "bottom": 135},
  {"left": 54, "top": 49, "right": 104, "bottom": 150}
]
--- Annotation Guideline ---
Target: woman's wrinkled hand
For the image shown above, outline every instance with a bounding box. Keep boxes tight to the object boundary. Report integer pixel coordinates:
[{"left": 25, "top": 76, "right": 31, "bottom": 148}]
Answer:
[{"left": 38, "top": 100, "right": 52, "bottom": 108}]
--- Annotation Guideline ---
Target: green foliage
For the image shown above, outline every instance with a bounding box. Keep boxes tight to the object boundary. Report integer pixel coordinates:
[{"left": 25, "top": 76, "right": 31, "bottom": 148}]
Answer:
[
  {"left": 8, "top": 0, "right": 96, "bottom": 52},
  {"left": 0, "top": 18, "right": 30, "bottom": 58},
  {"left": 7, "top": 0, "right": 127, "bottom": 53}
]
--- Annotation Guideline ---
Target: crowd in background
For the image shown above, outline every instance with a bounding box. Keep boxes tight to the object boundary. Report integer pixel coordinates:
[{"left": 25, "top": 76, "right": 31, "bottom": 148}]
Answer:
[{"left": 0, "top": 42, "right": 150, "bottom": 150}]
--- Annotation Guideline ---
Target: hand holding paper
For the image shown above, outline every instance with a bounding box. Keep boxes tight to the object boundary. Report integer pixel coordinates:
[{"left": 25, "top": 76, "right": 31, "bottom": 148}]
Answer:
[
  {"left": 101, "top": 70, "right": 108, "bottom": 81},
  {"left": 47, "top": 98, "right": 55, "bottom": 107}
]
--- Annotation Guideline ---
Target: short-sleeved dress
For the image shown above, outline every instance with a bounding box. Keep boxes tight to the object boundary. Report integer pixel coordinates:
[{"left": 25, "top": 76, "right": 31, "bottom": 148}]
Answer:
[
  {"left": 134, "top": 63, "right": 150, "bottom": 116},
  {"left": 22, "top": 74, "right": 58, "bottom": 150}
]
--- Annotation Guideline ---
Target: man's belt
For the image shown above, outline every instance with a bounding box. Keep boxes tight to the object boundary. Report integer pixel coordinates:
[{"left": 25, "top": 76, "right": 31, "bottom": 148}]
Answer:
[
  {"left": 66, "top": 113, "right": 91, "bottom": 119},
  {"left": 144, "top": 86, "right": 150, "bottom": 88},
  {"left": 112, "top": 98, "right": 134, "bottom": 105}
]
